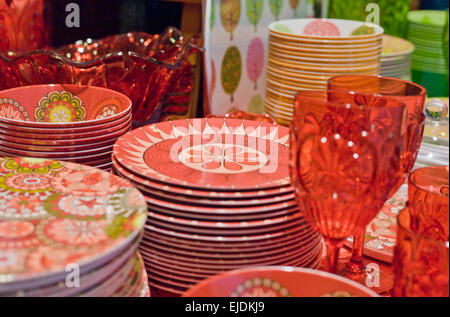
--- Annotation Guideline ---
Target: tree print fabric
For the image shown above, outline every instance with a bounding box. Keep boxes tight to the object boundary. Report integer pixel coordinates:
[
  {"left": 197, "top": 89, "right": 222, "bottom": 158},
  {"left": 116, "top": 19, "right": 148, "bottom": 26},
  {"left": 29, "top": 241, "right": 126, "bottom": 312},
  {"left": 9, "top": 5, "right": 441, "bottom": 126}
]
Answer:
[
  {"left": 220, "top": 0, "right": 241, "bottom": 41},
  {"left": 221, "top": 46, "right": 242, "bottom": 102},
  {"left": 246, "top": 0, "right": 264, "bottom": 32},
  {"left": 246, "top": 37, "right": 264, "bottom": 90}
]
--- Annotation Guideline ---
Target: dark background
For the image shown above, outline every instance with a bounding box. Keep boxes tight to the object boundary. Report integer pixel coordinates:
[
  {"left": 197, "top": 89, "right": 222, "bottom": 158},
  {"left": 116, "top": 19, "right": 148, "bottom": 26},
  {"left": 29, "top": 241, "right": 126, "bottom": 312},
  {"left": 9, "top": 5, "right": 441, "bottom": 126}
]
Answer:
[{"left": 50, "top": 0, "right": 184, "bottom": 47}]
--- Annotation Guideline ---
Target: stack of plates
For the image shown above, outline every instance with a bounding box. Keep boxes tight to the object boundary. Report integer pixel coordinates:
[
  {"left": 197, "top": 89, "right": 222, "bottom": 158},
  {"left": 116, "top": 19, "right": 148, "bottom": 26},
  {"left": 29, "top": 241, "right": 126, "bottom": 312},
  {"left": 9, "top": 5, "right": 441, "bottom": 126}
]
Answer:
[
  {"left": 0, "top": 84, "right": 132, "bottom": 171},
  {"left": 381, "top": 35, "right": 414, "bottom": 81},
  {"left": 0, "top": 158, "right": 148, "bottom": 297},
  {"left": 112, "top": 118, "right": 323, "bottom": 296},
  {"left": 265, "top": 18, "right": 383, "bottom": 126},
  {"left": 407, "top": 10, "right": 449, "bottom": 97}
]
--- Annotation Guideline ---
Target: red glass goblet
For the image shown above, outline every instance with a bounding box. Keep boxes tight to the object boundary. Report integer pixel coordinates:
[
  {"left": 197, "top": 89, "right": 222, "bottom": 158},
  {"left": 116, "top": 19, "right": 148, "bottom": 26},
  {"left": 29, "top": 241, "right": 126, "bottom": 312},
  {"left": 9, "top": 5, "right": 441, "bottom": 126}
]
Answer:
[
  {"left": 290, "top": 90, "right": 406, "bottom": 274},
  {"left": 327, "top": 75, "right": 427, "bottom": 277},
  {"left": 408, "top": 166, "right": 449, "bottom": 242},
  {"left": 392, "top": 206, "right": 449, "bottom": 297}
]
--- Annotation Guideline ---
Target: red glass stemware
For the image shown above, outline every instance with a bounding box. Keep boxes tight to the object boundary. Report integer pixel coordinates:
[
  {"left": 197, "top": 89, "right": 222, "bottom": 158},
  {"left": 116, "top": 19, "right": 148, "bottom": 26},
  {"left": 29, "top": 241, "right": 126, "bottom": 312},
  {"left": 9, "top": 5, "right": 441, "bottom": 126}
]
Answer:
[
  {"left": 408, "top": 166, "right": 449, "bottom": 242},
  {"left": 327, "top": 75, "right": 427, "bottom": 275},
  {"left": 290, "top": 90, "right": 406, "bottom": 273},
  {"left": 392, "top": 206, "right": 449, "bottom": 297}
]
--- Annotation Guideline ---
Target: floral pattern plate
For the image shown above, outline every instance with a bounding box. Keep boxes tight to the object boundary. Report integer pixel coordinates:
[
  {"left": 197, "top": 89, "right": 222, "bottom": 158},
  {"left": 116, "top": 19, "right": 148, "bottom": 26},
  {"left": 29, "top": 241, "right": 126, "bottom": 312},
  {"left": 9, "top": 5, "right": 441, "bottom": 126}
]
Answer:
[
  {"left": 0, "top": 157, "right": 147, "bottom": 289},
  {"left": 345, "top": 184, "right": 408, "bottom": 263},
  {"left": 113, "top": 118, "right": 291, "bottom": 191}
]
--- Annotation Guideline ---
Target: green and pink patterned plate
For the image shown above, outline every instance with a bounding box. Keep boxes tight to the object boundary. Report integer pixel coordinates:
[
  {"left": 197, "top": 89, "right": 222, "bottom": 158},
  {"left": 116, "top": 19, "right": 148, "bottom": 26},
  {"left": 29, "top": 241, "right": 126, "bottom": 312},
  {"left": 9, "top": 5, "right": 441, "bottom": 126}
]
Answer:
[{"left": 0, "top": 157, "right": 147, "bottom": 292}]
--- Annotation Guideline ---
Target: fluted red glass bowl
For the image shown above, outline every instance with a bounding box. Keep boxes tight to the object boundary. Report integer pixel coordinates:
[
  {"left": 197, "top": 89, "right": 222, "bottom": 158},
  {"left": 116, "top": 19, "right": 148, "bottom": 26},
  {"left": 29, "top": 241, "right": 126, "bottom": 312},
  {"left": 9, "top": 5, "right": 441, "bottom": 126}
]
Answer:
[
  {"left": 0, "top": 28, "right": 202, "bottom": 126},
  {"left": 0, "top": 84, "right": 131, "bottom": 128}
]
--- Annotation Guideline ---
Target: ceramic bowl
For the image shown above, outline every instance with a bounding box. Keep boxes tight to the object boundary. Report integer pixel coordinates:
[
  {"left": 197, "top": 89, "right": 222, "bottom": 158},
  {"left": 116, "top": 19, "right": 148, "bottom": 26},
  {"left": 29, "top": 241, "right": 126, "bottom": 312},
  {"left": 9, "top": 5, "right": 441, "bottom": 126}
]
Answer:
[
  {"left": 183, "top": 266, "right": 379, "bottom": 297},
  {"left": 0, "top": 84, "right": 132, "bottom": 128}
]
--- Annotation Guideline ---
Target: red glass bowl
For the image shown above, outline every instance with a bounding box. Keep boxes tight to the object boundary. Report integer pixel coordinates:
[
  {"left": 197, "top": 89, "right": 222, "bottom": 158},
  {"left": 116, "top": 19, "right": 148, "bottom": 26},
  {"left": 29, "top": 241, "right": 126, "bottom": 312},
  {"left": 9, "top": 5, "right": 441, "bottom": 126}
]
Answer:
[
  {"left": 0, "top": 28, "right": 202, "bottom": 126},
  {"left": 183, "top": 266, "right": 379, "bottom": 297},
  {"left": 0, "top": 84, "right": 131, "bottom": 128}
]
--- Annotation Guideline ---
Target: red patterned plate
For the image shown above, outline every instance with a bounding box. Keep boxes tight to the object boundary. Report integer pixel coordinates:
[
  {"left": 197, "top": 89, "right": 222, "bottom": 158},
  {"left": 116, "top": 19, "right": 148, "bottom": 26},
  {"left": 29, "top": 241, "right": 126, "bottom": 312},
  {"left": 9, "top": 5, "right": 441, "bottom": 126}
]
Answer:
[
  {"left": 144, "top": 229, "right": 318, "bottom": 256},
  {"left": 141, "top": 242, "right": 319, "bottom": 269},
  {"left": 0, "top": 136, "right": 117, "bottom": 153},
  {"left": 140, "top": 234, "right": 320, "bottom": 261},
  {"left": 146, "top": 217, "right": 306, "bottom": 236},
  {"left": 146, "top": 209, "right": 304, "bottom": 229},
  {"left": 144, "top": 202, "right": 300, "bottom": 222},
  {"left": 0, "top": 108, "right": 131, "bottom": 134},
  {"left": 144, "top": 227, "right": 318, "bottom": 250},
  {"left": 0, "top": 84, "right": 132, "bottom": 128},
  {"left": 144, "top": 193, "right": 297, "bottom": 215},
  {"left": 0, "top": 143, "right": 114, "bottom": 158},
  {"left": 112, "top": 157, "right": 294, "bottom": 199},
  {"left": 0, "top": 157, "right": 147, "bottom": 289},
  {"left": 344, "top": 184, "right": 407, "bottom": 263},
  {"left": 113, "top": 118, "right": 291, "bottom": 191},
  {"left": 133, "top": 179, "right": 295, "bottom": 207},
  {"left": 144, "top": 221, "right": 313, "bottom": 243}
]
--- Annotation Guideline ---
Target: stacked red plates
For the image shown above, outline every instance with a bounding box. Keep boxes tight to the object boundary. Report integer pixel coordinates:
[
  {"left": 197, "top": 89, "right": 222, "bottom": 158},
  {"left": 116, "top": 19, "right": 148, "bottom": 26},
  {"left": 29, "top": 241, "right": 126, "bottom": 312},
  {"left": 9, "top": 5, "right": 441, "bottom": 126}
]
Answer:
[
  {"left": 112, "top": 118, "right": 323, "bottom": 296},
  {"left": 0, "top": 84, "right": 132, "bottom": 171},
  {"left": 0, "top": 157, "right": 148, "bottom": 297}
]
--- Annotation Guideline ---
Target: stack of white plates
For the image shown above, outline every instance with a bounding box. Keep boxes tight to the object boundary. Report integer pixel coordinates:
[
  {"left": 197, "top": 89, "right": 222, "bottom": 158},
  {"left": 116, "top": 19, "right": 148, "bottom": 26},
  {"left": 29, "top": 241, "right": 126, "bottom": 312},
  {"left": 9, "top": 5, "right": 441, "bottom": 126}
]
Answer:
[{"left": 265, "top": 18, "right": 383, "bottom": 126}]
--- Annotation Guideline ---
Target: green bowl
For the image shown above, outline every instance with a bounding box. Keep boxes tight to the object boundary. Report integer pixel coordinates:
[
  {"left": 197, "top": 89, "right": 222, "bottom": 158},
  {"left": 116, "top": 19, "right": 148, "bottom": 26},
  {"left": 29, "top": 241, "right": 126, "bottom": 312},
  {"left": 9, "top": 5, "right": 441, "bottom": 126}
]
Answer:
[{"left": 412, "top": 69, "right": 449, "bottom": 97}]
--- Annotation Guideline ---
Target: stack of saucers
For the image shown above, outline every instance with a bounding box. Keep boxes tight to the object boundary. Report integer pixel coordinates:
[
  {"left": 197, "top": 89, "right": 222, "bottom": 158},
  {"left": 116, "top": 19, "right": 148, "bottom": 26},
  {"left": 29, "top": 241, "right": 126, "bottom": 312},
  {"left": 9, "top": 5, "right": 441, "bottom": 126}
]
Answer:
[
  {"left": 112, "top": 117, "right": 323, "bottom": 296},
  {"left": 0, "top": 157, "right": 148, "bottom": 297},
  {"left": 381, "top": 34, "right": 414, "bottom": 81},
  {"left": 266, "top": 18, "right": 383, "bottom": 126},
  {"left": 407, "top": 10, "right": 449, "bottom": 96},
  {"left": 0, "top": 84, "right": 133, "bottom": 171}
]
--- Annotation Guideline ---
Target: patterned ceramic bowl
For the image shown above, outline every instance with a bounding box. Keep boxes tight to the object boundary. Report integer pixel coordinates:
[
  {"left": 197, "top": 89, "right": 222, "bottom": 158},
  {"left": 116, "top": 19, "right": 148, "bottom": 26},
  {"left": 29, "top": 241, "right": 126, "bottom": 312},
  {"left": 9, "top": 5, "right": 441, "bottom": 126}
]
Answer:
[
  {"left": 0, "top": 84, "right": 131, "bottom": 128},
  {"left": 183, "top": 266, "right": 379, "bottom": 297}
]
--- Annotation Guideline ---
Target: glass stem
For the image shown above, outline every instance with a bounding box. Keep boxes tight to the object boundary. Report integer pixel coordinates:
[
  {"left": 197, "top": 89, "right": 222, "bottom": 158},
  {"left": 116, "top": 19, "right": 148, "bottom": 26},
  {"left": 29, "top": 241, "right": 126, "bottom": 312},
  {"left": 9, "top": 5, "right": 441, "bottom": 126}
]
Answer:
[
  {"left": 346, "top": 229, "right": 367, "bottom": 273},
  {"left": 324, "top": 239, "right": 342, "bottom": 274}
]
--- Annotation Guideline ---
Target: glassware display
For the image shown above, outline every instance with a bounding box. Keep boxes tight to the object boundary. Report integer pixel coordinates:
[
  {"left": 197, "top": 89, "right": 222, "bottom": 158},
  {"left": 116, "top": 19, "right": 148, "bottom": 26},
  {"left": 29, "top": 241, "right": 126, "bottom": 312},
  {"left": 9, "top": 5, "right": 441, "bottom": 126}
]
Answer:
[
  {"left": 290, "top": 90, "right": 406, "bottom": 273},
  {"left": 327, "top": 75, "right": 427, "bottom": 280},
  {"left": 0, "top": 28, "right": 202, "bottom": 126}
]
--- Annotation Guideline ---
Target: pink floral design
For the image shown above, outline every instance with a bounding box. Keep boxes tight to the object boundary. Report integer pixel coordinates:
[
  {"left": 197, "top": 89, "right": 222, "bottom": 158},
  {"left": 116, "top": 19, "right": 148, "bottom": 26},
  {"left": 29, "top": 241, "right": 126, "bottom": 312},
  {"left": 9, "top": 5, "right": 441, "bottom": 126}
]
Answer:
[
  {"left": 185, "top": 144, "right": 264, "bottom": 172},
  {"left": 50, "top": 169, "right": 128, "bottom": 196},
  {"left": 0, "top": 195, "right": 48, "bottom": 220},
  {"left": 44, "top": 218, "right": 109, "bottom": 246},
  {"left": 0, "top": 221, "right": 35, "bottom": 239},
  {"left": 303, "top": 19, "right": 340, "bottom": 36}
]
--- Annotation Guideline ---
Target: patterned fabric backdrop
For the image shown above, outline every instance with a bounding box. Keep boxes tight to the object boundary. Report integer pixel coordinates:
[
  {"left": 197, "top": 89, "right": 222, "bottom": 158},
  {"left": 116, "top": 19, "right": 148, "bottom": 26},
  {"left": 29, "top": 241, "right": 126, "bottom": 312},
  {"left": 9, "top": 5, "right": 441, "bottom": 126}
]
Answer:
[{"left": 203, "top": 0, "right": 317, "bottom": 115}]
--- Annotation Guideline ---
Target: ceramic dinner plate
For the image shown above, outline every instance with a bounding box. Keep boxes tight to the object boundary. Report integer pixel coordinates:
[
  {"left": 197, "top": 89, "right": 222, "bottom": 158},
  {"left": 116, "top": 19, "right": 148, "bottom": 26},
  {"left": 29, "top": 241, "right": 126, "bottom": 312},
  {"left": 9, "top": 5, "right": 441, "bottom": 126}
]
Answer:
[
  {"left": 0, "top": 157, "right": 147, "bottom": 291},
  {"left": 113, "top": 118, "right": 291, "bottom": 191}
]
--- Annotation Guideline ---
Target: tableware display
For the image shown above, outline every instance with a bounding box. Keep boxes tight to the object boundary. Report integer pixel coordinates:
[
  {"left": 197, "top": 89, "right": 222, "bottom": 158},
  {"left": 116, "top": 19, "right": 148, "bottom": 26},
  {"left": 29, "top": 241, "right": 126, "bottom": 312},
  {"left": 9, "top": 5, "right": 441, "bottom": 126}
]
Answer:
[
  {"left": 392, "top": 206, "right": 449, "bottom": 297},
  {"left": 407, "top": 166, "right": 449, "bottom": 241},
  {"left": 0, "top": 28, "right": 202, "bottom": 126},
  {"left": 345, "top": 184, "right": 408, "bottom": 264},
  {"left": 112, "top": 117, "right": 322, "bottom": 295},
  {"left": 265, "top": 18, "right": 383, "bottom": 126},
  {"left": 327, "top": 75, "right": 427, "bottom": 279},
  {"left": 0, "top": 84, "right": 133, "bottom": 170},
  {"left": 381, "top": 35, "right": 414, "bottom": 81},
  {"left": 0, "top": 157, "right": 148, "bottom": 296},
  {"left": 183, "top": 266, "right": 379, "bottom": 297},
  {"left": 407, "top": 10, "right": 449, "bottom": 97},
  {"left": 290, "top": 90, "right": 405, "bottom": 273}
]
